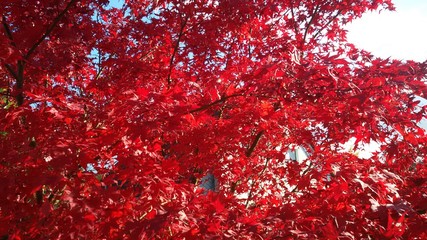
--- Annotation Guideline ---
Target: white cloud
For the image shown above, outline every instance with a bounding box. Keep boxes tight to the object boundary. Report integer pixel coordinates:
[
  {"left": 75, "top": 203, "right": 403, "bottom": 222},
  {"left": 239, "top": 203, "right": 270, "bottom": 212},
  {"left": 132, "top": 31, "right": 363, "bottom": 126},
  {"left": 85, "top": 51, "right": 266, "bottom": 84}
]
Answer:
[{"left": 346, "top": 0, "right": 427, "bottom": 62}]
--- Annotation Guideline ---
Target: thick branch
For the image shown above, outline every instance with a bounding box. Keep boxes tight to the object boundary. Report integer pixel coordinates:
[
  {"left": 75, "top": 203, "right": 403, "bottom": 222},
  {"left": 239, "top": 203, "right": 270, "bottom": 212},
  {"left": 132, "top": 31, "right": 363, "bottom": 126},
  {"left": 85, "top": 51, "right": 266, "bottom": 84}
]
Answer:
[
  {"left": 4, "top": 64, "right": 18, "bottom": 79},
  {"left": 2, "top": 17, "right": 19, "bottom": 79},
  {"left": 16, "top": 61, "right": 25, "bottom": 105},
  {"left": 4, "top": 0, "right": 77, "bottom": 106},
  {"left": 246, "top": 130, "right": 264, "bottom": 157},
  {"left": 25, "top": 0, "right": 77, "bottom": 59},
  {"left": 2, "top": 16, "right": 17, "bottom": 47}
]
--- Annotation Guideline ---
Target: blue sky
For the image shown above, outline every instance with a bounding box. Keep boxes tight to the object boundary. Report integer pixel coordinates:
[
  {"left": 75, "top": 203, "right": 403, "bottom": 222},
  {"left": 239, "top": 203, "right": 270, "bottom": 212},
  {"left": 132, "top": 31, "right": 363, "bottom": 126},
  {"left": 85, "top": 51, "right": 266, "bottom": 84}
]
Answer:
[{"left": 108, "top": 0, "right": 123, "bottom": 8}]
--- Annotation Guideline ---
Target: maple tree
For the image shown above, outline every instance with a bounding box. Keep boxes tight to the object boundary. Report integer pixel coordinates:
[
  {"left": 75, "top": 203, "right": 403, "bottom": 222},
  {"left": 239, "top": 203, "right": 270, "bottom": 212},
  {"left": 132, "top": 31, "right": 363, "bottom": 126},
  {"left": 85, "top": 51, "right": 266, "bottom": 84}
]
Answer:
[{"left": 1, "top": 0, "right": 427, "bottom": 238}]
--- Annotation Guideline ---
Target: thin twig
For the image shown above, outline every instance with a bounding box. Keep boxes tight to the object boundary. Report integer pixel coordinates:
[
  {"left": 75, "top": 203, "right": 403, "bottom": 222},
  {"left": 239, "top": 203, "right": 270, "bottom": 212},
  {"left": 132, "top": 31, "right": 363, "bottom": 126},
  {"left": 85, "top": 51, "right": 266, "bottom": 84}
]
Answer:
[
  {"left": 6, "top": 77, "right": 11, "bottom": 105},
  {"left": 94, "top": 66, "right": 104, "bottom": 81},
  {"left": 290, "top": 162, "right": 313, "bottom": 193},
  {"left": 167, "top": 15, "right": 188, "bottom": 86},
  {"left": 244, "top": 130, "right": 266, "bottom": 207},
  {"left": 245, "top": 158, "right": 270, "bottom": 208},
  {"left": 312, "top": 9, "right": 342, "bottom": 40},
  {"left": 302, "top": 4, "right": 320, "bottom": 45},
  {"left": 188, "top": 93, "right": 242, "bottom": 114},
  {"left": 289, "top": 1, "right": 300, "bottom": 37}
]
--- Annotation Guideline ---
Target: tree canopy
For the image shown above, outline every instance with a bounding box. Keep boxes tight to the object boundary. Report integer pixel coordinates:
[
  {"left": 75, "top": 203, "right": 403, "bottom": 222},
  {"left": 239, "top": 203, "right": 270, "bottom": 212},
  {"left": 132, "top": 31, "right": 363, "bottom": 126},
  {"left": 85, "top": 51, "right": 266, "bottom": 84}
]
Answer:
[{"left": 1, "top": 0, "right": 426, "bottom": 239}]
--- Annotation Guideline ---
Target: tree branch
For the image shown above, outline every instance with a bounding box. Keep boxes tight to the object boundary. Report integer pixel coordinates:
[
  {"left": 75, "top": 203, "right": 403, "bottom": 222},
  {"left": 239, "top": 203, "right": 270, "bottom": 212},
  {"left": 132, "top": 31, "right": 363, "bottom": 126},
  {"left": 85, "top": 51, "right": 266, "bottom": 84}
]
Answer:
[
  {"left": 4, "top": 0, "right": 77, "bottom": 106},
  {"left": 4, "top": 64, "right": 18, "bottom": 79},
  {"left": 245, "top": 158, "right": 269, "bottom": 208},
  {"left": 290, "top": 0, "right": 300, "bottom": 37},
  {"left": 246, "top": 130, "right": 264, "bottom": 157},
  {"left": 167, "top": 16, "right": 188, "bottom": 86},
  {"left": 2, "top": 15, "right": 17, "bottom": 47},
  {"left": 290, "top": 161, "right": 313, "bottom": 193},
  {"left": 188, "top": 93, "right": 242, "bottom": 114},
  {"left": 2, "top": 16, "right": 19, "bottom": 81},
  {"left": 302, "top": 4, "right": 320, "bottom": 45},
  {"left": 16, "top": 60, "right": 25, "bottom": 105},
  {"left": 25, "top": 0, "right": 77, "bottom": 59},
  {"left": 312, "top": 9, "right": 343, "bottom": 40}
]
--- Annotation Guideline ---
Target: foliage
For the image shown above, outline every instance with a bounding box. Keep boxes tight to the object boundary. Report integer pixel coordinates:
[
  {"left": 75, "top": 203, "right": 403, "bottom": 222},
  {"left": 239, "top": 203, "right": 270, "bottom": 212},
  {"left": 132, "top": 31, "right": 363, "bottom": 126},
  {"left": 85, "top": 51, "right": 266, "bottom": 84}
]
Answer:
[{"left": 1, "top": 0, "right": 426, "bottom": 239}]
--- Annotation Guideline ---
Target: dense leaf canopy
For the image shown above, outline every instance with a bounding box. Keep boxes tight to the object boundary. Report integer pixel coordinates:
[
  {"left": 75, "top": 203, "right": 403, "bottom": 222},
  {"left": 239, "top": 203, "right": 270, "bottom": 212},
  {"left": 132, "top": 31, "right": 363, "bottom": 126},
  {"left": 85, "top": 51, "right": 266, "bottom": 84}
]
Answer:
[{"left": 1, "top": 0, "right": 426, "bottom": 239}]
